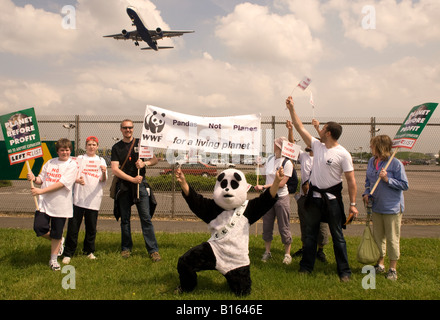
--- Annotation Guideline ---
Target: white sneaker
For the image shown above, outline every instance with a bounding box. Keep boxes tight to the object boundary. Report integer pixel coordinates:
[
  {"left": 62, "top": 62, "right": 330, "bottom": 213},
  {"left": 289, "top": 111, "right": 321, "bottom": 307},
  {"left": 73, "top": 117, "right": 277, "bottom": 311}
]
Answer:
[
  {"left": 49, "top": 259, "right": 61, "bottom": 271},
  {"left": 58, "top": 237, "right": 65, "bottom": 256},
  {"left": 261, "top": 252, "right": 272, "bottom": 262},
  {"left": 62, "top": 256, "right": 71, "bottom": 264},
  {"left": 87, "top": 253, "right": 97, "bottom": 260},
  {"left": 283, "top": 254, "right": 292, "bottom": 265}
]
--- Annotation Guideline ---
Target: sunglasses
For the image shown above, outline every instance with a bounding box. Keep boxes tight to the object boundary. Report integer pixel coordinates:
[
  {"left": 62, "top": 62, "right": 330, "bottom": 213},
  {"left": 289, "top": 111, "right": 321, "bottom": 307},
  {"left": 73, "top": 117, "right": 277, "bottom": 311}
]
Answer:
[{"left": 121, "top": 126, "right": 133, "bottom": 130}]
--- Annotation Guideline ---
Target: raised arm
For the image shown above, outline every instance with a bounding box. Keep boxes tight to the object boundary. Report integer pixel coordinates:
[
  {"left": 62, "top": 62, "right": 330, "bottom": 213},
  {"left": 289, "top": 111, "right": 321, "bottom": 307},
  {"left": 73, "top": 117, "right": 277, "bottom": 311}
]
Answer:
[
  {"left": 285, "top": 96, "right": 312, "bottom": 148},
  {"left": 269, "top": 167, "right": 285, "bottom": 198},
  {"left": 175, "top": 167, "right": 189, "bottom": 196},
  {"left": 286, "top": 120, "right": 295, "bottom": 143}
]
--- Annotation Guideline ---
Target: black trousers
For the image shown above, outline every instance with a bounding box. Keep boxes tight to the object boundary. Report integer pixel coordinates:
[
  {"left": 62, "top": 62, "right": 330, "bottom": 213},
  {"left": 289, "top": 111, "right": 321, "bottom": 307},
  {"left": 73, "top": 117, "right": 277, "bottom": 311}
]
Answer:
[
  {"left": 64, "top": 205, "right": 98, "bottom": 257},
  {"left": 177, "top": 241, "right": 252, "bottom": 296}
]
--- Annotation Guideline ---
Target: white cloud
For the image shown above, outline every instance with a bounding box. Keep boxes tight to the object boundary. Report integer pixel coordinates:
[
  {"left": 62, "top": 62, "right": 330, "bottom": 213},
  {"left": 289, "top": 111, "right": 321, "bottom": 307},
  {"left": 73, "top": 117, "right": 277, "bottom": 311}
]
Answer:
[
  {"left": 0, "top": 0, "right": 79, "bottom": 57},
  {"left": 0, "top": 79, "right": 62, "bottom": 111},
  {"left": 0, "top": 0, "right": 178, "bottom": 58},
  {"left": 276, "top": 0, "right": 325, "bottom": 31},
  {"left": 316, "top": 56, "right": 440, "bottom": 117},
  {"left": 327, "top": 0, "right": 440, "bottom": 51},
  {"left": 0, "top": 0, "right": 438, "bottom": 124},
  {"left": 215, "top": 3, "right": 323, "bottom": 66}
]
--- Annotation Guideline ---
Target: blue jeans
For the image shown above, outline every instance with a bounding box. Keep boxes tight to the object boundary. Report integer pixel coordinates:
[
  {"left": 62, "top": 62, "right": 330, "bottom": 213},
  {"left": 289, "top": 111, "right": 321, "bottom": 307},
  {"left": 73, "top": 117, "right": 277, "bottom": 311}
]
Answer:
[
  {"left": 117, "top": 180, "right": 158, "bottom": 254},
  {"left": 300, "top": 197, "right": 351, "bottom": 277}
]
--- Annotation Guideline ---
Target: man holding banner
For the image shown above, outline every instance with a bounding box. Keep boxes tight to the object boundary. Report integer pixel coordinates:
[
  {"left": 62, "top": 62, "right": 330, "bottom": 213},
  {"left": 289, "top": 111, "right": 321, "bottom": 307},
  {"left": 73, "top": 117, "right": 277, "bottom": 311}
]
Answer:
[
  {"left": 286, "top": 96, "right": 358, "bottom": 282},
  {"left": 111, "top": 119, "right": 161, "bottom": 262}
]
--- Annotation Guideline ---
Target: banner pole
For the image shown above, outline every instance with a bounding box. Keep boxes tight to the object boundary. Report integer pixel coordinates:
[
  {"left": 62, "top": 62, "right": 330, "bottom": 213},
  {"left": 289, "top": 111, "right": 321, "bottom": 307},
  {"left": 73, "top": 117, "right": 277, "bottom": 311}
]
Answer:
[
  {"left": 26, "top": 160, "right": 40, "bottom": 211},
  {"left": 370, "top": 148, "right": 399, "bottom": 196},
  {"left": 256, "top": 163, "right": 259, "bottom": 186},
  {"left": 137, "top": 168, "right": 140, "bottom": 199}
]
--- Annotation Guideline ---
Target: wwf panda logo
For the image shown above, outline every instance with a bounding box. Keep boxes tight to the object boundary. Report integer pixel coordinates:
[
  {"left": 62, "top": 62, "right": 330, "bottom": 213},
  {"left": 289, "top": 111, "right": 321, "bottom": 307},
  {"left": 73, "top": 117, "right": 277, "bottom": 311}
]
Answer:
[{"left": 144, "top": 111, "right": 166, "bottom": 134}]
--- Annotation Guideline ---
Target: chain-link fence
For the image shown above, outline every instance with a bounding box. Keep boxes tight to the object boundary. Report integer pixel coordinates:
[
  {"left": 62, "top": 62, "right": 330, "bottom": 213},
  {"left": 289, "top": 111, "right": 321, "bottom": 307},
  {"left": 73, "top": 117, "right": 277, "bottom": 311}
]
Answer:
[{"left": 1, "top": 115, "right": 439, "bottom": 219}]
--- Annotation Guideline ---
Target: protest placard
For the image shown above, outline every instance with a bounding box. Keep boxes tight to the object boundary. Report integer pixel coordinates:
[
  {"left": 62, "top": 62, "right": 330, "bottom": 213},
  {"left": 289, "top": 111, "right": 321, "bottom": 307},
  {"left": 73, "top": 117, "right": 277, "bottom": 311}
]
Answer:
[
  {"left": 297, "top": 76, "right": 312, "bottom": 90},
  {"left": 290, "top": 76, "right": 312, "bottom": 96},
  {"left": 281, "top": 140, "right": 301, "bottom": 161},
  {"left": 141, "top": 105, "right": 261, "bottom": 156},
  {"left": 392, "top": 102, "right": 438, "bottom": 149},
  {"left": 139, "top": 145, "right": 154, "bottom": 159},
  {"left": 0, "top": 107, "right": 43, "bottom": 209},
  {"left": 0, "top": 108, "right": 43, "bottom": 165}
]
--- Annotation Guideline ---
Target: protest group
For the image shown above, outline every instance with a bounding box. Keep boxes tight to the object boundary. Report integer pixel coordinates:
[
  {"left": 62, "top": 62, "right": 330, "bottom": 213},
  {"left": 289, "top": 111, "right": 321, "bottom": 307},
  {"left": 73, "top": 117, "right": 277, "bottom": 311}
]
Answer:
[{"left": 1, "top": 93, "right": 437, "bottom": 295}]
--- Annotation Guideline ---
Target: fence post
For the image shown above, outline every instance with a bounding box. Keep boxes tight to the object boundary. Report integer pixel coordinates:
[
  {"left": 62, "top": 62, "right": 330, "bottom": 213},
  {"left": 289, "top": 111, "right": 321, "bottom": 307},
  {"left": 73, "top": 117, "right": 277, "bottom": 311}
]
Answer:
[
  {"left": 370, "top": 116, "right": 379, "bottom": 139},
  {"left": 75, "top": 115, "right": 80, "bottom": 156},
  {"left": 171, "top": 165, "right": 175, "bottom": 218},
  {"left": 271, "top": 115, "right": 276, "bottom": 136}
]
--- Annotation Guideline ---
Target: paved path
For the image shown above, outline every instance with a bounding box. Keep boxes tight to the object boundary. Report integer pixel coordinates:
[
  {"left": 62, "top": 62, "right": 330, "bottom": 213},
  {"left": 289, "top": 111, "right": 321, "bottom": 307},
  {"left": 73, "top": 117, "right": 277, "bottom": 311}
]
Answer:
[{"left": 1, "top": 215, "right": 439, "bottom": 238}]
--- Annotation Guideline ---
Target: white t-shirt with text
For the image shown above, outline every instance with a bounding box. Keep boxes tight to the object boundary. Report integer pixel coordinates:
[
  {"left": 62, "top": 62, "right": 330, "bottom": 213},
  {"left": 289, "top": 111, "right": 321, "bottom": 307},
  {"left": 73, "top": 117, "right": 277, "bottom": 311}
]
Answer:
[
  {"left": 309, "top": 137, "right": 353, "bottom": 199},
  {"left": 38, "top": 157, "right": 78, "bottom": 218},
  {"left": 73, "top": 155, "right": 107, "bottom": 211},
  {"left": 265, "top": 155, "right": 293, "bottom": 197}
]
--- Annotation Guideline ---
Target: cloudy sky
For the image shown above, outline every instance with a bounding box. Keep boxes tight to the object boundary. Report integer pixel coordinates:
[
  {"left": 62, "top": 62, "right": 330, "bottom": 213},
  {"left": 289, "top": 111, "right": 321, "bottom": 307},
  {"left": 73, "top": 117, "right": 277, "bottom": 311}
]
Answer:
[{"left": 0, "top": 0, "right": 439, "bottom": 120}]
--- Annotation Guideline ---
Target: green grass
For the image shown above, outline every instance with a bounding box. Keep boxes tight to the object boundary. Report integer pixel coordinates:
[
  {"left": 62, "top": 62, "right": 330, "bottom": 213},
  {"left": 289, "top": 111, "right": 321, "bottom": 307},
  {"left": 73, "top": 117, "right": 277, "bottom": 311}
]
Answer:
[{"left": 0, "top": 229, "right": 439, "bottom": 300}]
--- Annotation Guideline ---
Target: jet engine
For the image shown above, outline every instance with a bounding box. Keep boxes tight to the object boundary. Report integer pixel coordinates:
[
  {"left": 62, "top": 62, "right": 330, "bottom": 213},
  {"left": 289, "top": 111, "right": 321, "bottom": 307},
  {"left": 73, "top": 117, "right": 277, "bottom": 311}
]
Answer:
[
  {"left": 155, "top": 27, "right": 164, "bottom": 39},
  {"left": 122, "top": 29, "right": 130, "bottom": 38}
]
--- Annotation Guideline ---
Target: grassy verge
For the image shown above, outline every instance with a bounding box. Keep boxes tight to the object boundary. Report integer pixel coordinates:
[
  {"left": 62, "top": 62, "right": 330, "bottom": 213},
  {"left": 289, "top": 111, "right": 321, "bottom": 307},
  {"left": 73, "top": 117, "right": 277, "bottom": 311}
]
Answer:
[{"left": 0, "top": 229, "right": 439, "bottom": 300}]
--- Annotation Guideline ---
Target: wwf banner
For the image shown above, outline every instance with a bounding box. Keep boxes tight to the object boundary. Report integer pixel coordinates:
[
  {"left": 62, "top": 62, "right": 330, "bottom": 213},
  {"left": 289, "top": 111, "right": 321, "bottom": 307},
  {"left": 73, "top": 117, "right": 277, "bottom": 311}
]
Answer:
[
  {"left": 141, "top": 105, "right": 261, "bottom": 155},
  {"left": 392, "top": 102, "right": 438, "bottom": 149}
]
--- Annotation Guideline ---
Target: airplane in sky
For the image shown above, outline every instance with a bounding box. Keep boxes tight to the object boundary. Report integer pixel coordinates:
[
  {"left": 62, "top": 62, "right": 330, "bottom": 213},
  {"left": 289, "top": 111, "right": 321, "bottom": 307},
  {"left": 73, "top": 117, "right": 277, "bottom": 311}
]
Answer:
[{"left": 104, "top": 6, "right": 194, "bottom": 51}]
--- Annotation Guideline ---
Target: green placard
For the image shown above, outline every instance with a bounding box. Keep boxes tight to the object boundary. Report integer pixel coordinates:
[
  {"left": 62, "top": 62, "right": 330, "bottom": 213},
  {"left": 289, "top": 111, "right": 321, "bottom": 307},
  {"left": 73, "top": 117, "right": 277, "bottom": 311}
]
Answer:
[
  {"left": 0, "top": 141, "right": 75, "bottom": 180},
  {"left": 0, "top": 108, "right": 42, "bottom": 164},
  {"left": 392, "top": 102, "right": 438, "bottom": 149}
]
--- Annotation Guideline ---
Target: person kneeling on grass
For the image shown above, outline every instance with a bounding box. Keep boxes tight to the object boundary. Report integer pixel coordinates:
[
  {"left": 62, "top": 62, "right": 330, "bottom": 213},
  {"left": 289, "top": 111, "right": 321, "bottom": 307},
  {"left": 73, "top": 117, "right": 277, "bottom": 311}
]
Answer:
[
  {"left": 175, "top": 167, "right": 283, "bottom": 296},
  {"left": 27, "top": 138, "right": 78, "bottom": 271}
]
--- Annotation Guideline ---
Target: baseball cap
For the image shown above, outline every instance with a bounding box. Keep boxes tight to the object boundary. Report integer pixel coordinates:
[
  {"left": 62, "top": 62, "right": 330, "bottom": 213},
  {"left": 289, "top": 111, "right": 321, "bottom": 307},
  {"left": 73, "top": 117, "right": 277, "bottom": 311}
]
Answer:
[{"left": 86, "top": 136, "right": 99, "bottom": 144}]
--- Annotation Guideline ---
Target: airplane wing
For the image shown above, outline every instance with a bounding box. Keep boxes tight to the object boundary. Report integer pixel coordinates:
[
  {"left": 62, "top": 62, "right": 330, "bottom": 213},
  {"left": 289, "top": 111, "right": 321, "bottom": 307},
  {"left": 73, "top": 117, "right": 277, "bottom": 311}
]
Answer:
[
  {"left": 149, "top": 30, "right": 194, "bottom": 40},
  {"left": 103, "top": 30, "right": 139, "bottom": 40}
]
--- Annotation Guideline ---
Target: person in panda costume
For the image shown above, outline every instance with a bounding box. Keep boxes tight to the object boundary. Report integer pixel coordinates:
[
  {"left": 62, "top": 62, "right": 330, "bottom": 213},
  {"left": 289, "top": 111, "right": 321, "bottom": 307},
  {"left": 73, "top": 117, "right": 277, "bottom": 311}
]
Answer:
[{"left": 175, "top": 166, "right": 284, "bottom": 296}]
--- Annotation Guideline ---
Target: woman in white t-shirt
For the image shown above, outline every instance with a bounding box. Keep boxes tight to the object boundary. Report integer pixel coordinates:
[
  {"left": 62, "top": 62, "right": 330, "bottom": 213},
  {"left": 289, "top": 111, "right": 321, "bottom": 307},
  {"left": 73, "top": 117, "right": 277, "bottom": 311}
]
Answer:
[
  {"left": 255, "top": 137, "right": 293, "bottom": 265},
  {"left": 63, "top": 136, "right": 107, "bottom": 264}
]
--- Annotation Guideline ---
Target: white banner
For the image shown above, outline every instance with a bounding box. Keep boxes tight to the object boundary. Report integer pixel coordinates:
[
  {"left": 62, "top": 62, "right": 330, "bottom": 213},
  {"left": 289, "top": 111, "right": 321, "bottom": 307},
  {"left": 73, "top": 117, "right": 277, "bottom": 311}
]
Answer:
[{"left": 141, "top": 105, "right": 261, "bottom": 155}]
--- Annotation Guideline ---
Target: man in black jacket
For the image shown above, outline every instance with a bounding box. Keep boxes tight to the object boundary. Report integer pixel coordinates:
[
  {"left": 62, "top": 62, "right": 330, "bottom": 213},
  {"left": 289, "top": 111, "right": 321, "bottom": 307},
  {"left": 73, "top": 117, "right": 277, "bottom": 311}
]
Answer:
[{"left": 111, "top": 119, "right": 160, "bottom": 262}]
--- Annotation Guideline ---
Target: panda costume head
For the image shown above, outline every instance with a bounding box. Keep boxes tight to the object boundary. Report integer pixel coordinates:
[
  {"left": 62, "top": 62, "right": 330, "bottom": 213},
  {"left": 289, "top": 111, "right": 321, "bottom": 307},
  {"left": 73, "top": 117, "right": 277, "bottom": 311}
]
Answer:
[{"left": 213, "top": 169, "right": 251, "bottom": 210}]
